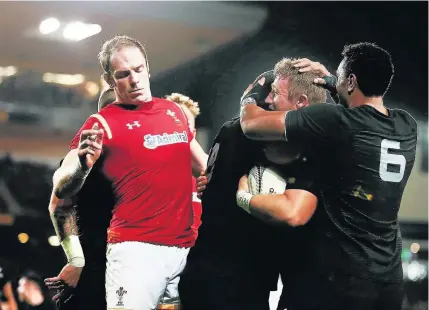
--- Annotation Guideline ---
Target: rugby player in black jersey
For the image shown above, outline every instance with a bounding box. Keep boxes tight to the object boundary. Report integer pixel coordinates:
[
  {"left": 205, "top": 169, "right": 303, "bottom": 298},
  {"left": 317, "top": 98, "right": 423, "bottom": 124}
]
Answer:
[
  {"left": 239, "top": 42, "right": 417, "bottom": 310},
  {"left": 179, "top": 58, "right": 327, "bottom": 310}
]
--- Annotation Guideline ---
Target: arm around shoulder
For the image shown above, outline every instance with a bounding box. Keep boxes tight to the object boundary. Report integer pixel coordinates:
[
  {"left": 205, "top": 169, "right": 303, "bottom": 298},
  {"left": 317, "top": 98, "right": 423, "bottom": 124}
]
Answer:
[{"left": 240, "top": 103, "right": 288, "bottom": 141}]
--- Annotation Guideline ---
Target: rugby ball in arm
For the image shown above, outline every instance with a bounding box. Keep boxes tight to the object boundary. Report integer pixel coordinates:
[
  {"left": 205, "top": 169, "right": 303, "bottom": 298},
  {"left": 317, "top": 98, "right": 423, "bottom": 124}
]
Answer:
[{"left": 248, "top": 165, "right": 286, "bottom": 195}]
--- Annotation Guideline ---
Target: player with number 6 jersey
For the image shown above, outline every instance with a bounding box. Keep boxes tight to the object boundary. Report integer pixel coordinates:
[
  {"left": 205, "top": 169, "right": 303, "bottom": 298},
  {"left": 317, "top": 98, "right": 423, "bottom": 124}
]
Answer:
[{"left": 240, "top": 43, "right": 418, "bottom": 310}]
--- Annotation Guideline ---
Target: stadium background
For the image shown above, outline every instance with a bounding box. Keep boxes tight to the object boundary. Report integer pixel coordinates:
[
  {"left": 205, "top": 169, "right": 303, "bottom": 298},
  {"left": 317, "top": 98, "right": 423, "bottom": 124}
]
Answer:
[{"left": 0, "top": 2, "right": 427, "bottom": 309}]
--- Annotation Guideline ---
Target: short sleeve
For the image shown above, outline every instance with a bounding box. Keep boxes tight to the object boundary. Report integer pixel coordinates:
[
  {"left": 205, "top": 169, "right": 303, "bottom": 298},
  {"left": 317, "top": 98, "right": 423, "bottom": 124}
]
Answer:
[
  {"left": 285, "top": 104, "right": 345, "bottom": 144},
  {"left": 69, "top": 114, "right": 111, "bottom": 150}
]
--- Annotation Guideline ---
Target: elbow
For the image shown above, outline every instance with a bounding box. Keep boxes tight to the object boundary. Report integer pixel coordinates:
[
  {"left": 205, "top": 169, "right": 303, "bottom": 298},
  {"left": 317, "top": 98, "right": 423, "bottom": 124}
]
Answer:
[
  {"left": 52, "top": 169, "right": 69, "bottom": 199},
  {"left": 48, "top": 202, "right": 55, "bottom": 214},
  {"left": 54, "top": 187, "right": 65, "bottom": 200},
  {"left": 240, "top": 119, "right": 257, "bottom": 139},
  {"left": 279, "top": 210, "right": 309, "bottom": 227}
]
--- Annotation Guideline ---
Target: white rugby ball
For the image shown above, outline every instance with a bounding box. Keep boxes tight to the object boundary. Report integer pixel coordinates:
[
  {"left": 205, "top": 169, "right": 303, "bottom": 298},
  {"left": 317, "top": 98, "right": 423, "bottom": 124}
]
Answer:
[{"left": 248, "top": 165, "right": 286, "bottom": 195}]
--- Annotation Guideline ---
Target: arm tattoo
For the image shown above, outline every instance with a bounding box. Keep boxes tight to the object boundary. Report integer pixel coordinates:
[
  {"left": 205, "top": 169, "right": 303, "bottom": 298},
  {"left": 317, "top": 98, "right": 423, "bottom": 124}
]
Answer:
[
  {"left": 54, "top": 164, "right": 90, "bottom": 199},
  {"left": 55, "top": 175, "right": 87, "bottom": 199},
  {"left": 51, "top": 199, "right": 79, "bottom": 241}
]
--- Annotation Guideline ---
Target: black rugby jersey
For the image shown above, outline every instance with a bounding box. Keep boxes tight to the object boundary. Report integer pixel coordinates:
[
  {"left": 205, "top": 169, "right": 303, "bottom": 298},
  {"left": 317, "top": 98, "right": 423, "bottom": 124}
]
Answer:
[
  {"left": 285, "top": 103, "right": 418, "bottom": 282},
  {"left": 188, "top": 117, "right": 319, "bottom": 289}
]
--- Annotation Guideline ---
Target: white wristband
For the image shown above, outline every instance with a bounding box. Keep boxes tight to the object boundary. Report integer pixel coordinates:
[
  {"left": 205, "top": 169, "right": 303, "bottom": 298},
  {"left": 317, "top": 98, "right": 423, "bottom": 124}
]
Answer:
[
  {"left": 61, "top": 235, "right": 85, "bottom": 267},
  {"left": 236, "top": 190, "right": 253, "bottom": 214}
]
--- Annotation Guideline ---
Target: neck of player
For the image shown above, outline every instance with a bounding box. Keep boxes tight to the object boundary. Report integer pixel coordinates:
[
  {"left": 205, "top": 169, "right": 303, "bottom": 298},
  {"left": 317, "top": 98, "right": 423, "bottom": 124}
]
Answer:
[
  {"left": 116, "top": 95, "right": 153, "bottom": 106},
  {"left": 351, "top": 95, "right": 387, "bottom": 115}
]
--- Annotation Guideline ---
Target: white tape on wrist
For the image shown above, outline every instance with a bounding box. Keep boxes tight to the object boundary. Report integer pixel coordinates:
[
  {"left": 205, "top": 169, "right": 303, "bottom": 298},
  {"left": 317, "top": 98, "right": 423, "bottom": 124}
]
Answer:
[
  {"left": 61, "top": 235, "right": 85, "bottom": 267},
  {"left": 236, "top": 190, "right": 253, "bottom": 214}
]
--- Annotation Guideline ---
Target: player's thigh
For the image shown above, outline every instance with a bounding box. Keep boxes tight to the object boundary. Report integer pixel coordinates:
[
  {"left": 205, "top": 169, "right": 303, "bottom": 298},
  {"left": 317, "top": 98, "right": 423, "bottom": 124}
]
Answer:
[
  {"left": 105, "top": 242, "right": 168, "bottom": 310},
  {"left": 177, "top": 266, "right": 207, "bottom": 310},
  {"left": 158, "top": 247, "right": 190, "bottom": 309}
]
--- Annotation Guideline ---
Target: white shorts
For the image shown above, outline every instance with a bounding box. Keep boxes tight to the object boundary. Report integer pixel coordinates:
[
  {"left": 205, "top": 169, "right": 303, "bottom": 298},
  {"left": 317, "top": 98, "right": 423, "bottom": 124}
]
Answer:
[{"left": 106, "top": 241, "right": 190, "bottom": 310}]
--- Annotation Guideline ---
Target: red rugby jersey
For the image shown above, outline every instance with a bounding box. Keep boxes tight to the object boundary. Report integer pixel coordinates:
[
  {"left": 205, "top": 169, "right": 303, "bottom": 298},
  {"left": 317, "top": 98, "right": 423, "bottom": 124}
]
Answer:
[
  {"left": 191, "top": 176, "right": 202, "bottom": 241},
  {"left": 70, "top": 98, "right": 195, "bottom": 247}
]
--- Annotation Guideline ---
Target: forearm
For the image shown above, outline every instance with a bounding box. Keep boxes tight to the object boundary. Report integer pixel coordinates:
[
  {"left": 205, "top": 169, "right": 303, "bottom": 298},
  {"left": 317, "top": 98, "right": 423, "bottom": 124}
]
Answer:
[
  {"left": 237, "top": 191, "right": 305, "bottom": 227},
  {"left": 250, "top": 194, "right": 299, "bottom": 226},
  {"left": 240, "top": 102, "right": 287, "bottom": 141},
  {"left": 192, "top": 156, "right": 207, "bottom": 178},
  {"left": 50, "top": 201, "right": 79, "bottom": 242},
  {"left": 191, "top": 140, "right": 208, "bottom": 177},
  {"left": 49, "top": 193, "right": 85, "bottom": 267},
  {"left": 53, "top": 156, "right": 90, "bottom": 199}
]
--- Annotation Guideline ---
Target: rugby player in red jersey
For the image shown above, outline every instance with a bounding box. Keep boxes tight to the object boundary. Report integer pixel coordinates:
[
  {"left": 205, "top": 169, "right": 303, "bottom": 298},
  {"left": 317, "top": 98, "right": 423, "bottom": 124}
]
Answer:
[{"left": 50, "top": 35, "right": 208, "bottom": 310}]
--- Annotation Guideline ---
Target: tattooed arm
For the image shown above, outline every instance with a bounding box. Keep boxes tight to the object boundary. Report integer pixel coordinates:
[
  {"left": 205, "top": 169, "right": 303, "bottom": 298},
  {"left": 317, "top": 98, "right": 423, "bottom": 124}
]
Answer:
[
  {"left": 48, "top": 191, "right": 84, "bottom": 267},
  {"left": 45, "top": 190, "right": 84, "bottom": 297}
]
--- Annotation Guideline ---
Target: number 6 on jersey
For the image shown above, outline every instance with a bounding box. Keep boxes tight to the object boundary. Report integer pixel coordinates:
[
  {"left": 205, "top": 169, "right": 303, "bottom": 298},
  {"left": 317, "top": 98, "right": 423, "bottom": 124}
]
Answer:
[{"left": 379, "top": 139, "right": 406, "bottom": 183}]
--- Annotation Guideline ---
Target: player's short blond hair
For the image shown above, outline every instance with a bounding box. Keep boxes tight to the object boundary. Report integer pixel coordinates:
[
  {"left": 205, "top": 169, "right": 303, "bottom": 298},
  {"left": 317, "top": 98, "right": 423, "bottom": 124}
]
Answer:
[
  {"left": 165, "top": 93, "right": 200, "bottom": 118},
  {"left": 98, "top": 35, "right": 150, "bottom": 82},
  {"left": 274, "top": 58, "right": 327, "bottom": 104}
]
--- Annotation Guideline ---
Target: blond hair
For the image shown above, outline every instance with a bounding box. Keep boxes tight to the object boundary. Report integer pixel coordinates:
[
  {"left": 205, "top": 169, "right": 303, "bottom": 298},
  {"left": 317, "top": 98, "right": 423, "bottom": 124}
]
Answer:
[
  {"left": 274, "top": 58, "right": 327, "bottom": 104},
  {"left": 98, "top": 35, "right": 150, "bottom": 81},
  {"left": 165, "top": 93, "right": 200, "bottom": 117}
]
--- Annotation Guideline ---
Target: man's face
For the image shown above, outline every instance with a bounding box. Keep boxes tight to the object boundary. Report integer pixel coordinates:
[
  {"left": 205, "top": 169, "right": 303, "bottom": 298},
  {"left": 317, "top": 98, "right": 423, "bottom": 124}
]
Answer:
[
  {"left": 265, "top": 76, "right": 309, "bottom": 164},
  {"left": 110, "top": 46, "right": 151, "bottom": 104},
  {"left": 336, "top": 59, "right": 351, "bottom": 107},
  {"left": 271, "top": 77, "right": 301, "bottom": 112}
]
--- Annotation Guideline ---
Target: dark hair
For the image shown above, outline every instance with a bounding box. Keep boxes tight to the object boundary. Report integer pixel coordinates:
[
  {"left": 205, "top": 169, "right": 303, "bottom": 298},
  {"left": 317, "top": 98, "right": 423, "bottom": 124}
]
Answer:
[{"left": 341, "top": 42, "right": 394, "bottom": 97}]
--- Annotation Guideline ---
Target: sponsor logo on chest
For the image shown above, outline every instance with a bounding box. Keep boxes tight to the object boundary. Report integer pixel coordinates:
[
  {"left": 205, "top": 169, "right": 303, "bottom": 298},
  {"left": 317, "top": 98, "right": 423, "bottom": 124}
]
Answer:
[
  {"left": 123, "top": 109, "right": 188, "bottom": 150},
  {"left": 143, "top": 131, "right": 189, "bottom": 149}
]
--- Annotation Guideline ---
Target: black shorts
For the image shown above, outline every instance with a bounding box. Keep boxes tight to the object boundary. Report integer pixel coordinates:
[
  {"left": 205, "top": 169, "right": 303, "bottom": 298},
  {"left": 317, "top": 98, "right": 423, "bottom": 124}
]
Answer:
[
  {"left": 179, "top": 260, "right": 273, "bottom": 310},
  {"left": 278, "top": 272, "right": 404, "bottom": 310},
  {"left": 57, "top": 262, "right": 106, "bottom": 310}
]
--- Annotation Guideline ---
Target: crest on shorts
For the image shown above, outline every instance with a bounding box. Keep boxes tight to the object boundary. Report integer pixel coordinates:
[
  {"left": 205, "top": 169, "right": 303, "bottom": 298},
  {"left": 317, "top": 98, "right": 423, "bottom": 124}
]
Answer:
[{"left": 116, "top": 287, "right": 127, "bottom": 307}]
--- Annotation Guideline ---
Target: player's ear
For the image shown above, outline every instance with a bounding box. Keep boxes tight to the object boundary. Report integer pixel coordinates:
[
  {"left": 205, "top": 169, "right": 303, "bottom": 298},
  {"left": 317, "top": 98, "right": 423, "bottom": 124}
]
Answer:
[
  {"left": 347, "top": 74, "right": 357, "bottom": 93},
  {"left": 296, "top": 94, "right": 309, "bottom": 108}
]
